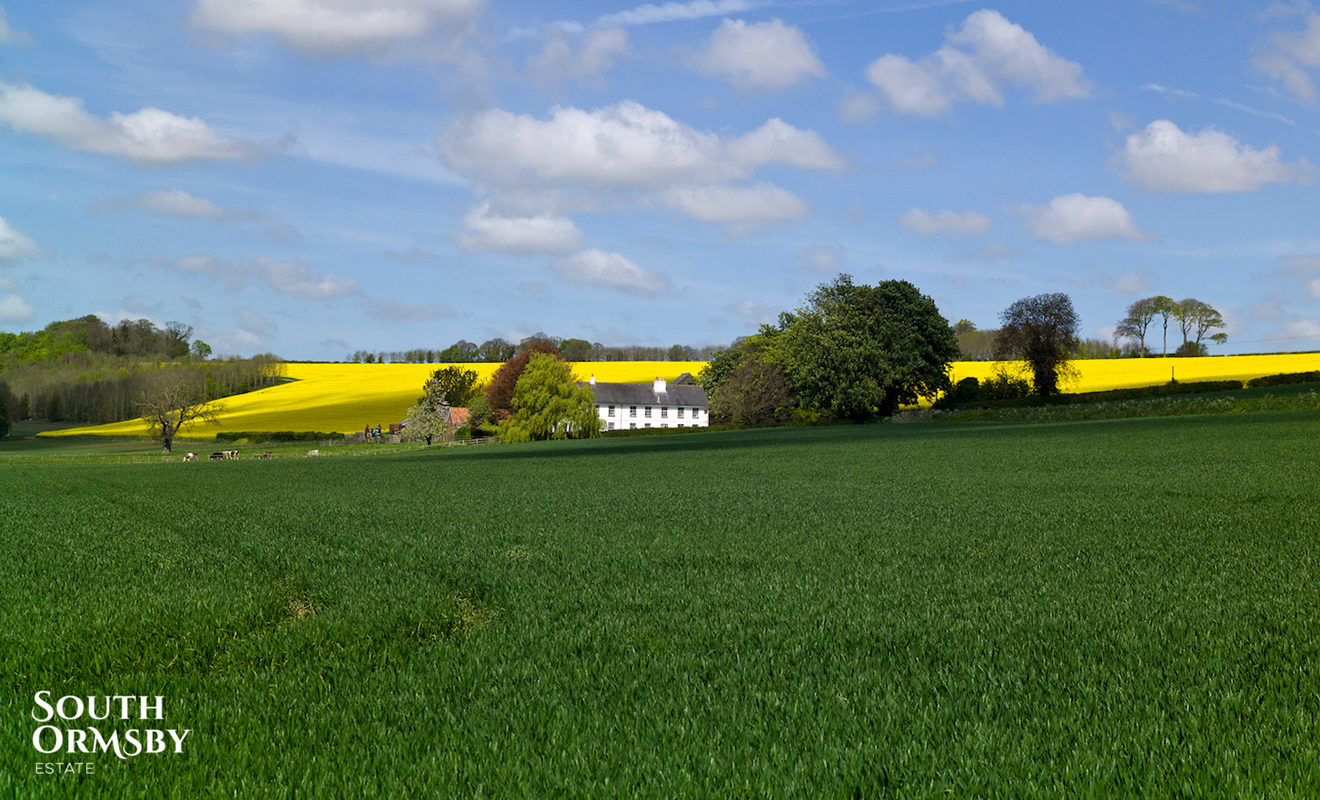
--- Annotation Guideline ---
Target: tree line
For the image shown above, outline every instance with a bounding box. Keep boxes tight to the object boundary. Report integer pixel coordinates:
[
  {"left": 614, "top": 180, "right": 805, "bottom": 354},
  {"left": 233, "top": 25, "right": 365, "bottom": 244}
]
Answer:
[
  {"left": 348, "top": 336, "right": 721, "bottom": 364},
  {"left": 1115, "top": 296, "right": 1226, "bottom": 357}
]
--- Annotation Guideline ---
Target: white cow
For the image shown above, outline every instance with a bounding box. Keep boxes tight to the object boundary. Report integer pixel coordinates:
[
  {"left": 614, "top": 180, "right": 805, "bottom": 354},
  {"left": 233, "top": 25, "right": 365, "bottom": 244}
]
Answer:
[
  {"left": 183, "top": 452, "right": 196, "bottom": 462},
  {"left": 306, "top": 449, "right": 320, "bottom": 457}
]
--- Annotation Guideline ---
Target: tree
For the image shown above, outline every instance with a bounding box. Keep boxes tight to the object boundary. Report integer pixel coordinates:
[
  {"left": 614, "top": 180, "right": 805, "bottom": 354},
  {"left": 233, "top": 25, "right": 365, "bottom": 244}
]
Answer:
[
  {"left": 497, "top": 353, "right": 602, "bottom": 442},
  {"left": 952, "top": 319, "right": 978, "bottom": 335},
  {"left": 558, "top": 338, "right": 596, "bottom": 361},
  {"left": 994, "top": 293, "right": 1081, "bottom": 396},
  {"left": 0, "top": 380, "right": 10, "bottom": 438},
  {"left": 1150, "top": 295, "right": 1175, "bottom": 357},
  {"left": 485, "top": 340, "right": 561, "bottom": 414},
  {"left": 708, "top": 340, "right": 796, "bottom": 426},
  {"left": 1177, "top": 298, "right": 1227, "bottom": 351},
  {"left": 477, "top": 338, "right": 516, "bottom": 362},
  {"left": 405, "top": 401, "right": 451, "bottom": 446},
  {"left": 138, "top": 380, "right": 222, "bottom": 453},
  {"left": 779, "top": 275, "right": 960, "bottom": 419},
  {"left": 422, "top": 366, "right": 481, "bottom": 408},
  {"left": 1116, "top": 297, "right": 1161, "bottom": 356},
  {"left": 190, "top": 340, "right": 212, "bottom": 360}
]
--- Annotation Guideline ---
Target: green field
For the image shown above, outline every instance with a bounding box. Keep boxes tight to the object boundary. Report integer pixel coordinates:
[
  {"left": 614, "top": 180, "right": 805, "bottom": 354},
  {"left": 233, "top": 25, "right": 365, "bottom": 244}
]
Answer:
[{"left": 4, "top": 412, "right": 1319, "bottom": 797}]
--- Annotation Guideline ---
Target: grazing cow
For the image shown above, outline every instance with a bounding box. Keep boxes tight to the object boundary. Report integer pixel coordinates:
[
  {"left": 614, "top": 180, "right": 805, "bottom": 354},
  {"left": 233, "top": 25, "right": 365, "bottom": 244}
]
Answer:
[
  {"left": 228, "top": 450, "right": 240, "bottom": 460},
  {"left": 209, "top": 452, "right": 226, "bottom": 461},
  {"left": 259, "top": 451, "right": 274, "bottom": 460},
  {"left": 306, "top": 449, "right": 320, "bottom": 457},
  {"left": 183, "top": 452, "right": 196, "bottom": 462}
]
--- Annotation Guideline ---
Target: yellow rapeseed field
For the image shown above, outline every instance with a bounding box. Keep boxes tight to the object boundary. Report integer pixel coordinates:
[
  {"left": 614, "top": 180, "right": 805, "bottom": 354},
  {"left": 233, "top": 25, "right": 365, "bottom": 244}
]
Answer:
[
  {"left": 44, "top": 354, "right": 1319, "bottom": 438},
  {"left": 45, "top": 362, "right": 710, "bottom": 438}
]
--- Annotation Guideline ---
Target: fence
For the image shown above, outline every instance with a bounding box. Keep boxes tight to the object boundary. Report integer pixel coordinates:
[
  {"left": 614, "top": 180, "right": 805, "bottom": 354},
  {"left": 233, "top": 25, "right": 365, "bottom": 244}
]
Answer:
[{"left": 0, "top": 435, "right": 501, "bottom": 467}]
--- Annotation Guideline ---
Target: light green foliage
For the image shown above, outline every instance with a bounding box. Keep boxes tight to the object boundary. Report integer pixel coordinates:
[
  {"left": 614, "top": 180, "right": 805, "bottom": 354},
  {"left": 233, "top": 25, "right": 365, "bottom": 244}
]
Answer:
[
  {"left": 781, "top": 274, "right": 960, "bottom": 418},
  {"left": 405, "top": 402, "right": 451, "bottom": 445},
  {"left": 4, "top": 414, "right": 1320, "bottom": 796},
  {"left": 497, "top": 352, "right": 602, "bottom": 442}
]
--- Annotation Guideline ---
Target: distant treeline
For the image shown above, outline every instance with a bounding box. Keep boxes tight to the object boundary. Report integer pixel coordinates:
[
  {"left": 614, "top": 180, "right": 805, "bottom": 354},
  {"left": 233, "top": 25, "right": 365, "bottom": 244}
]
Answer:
[
  {"left": 0, "top": 315, "right": 282, "bottom": 426},
  {"left": 955, "top": 323, "right": 1133, "bottom": 362},
  {"left": 348, "top": 334, "right": 722, "bottom": 364}
]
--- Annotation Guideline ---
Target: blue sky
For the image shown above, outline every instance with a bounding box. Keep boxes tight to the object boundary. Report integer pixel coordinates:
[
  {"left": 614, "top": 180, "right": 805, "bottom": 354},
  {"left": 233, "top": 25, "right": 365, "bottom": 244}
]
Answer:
[{"left": 1, "top": 0, "right": 1318, "bottom": 358}]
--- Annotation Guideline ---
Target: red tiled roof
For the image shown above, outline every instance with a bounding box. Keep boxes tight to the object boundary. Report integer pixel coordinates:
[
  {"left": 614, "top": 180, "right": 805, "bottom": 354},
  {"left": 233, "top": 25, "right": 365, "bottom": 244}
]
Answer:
[{"left": 448, "top": 407, "right": 471, "bottom": 426}]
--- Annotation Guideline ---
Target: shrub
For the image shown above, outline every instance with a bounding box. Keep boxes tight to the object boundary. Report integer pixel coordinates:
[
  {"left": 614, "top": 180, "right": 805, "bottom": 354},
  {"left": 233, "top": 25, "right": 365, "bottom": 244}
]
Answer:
[
  {"left": 215, "top": 431, "right": 345, "bottom": 443},
  {"left": 1246, "top": 371, "right": 1320, "bottom": 388}
]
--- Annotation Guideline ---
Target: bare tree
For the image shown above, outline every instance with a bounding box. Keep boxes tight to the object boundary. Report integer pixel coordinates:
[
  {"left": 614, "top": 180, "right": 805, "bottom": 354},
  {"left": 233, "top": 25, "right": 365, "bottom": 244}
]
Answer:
[
  {"left": 995, "top": 293, "right": 1081, "bottom": 396},
  {"left": 138, "top": 381, "right": 222, "bottom": 453}
]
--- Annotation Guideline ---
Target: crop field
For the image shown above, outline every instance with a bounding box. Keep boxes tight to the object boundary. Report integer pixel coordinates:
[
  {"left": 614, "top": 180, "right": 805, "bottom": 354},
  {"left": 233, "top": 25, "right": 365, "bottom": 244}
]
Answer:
[
  {"left": 43, "top": 354, "right": 1320, "bottom": 440},
  {"left": 4, "top": 412, "right": 1319, "bottom": 796},
  {"left": 43, "top": 361, "right": 710, "bottom": 439}
]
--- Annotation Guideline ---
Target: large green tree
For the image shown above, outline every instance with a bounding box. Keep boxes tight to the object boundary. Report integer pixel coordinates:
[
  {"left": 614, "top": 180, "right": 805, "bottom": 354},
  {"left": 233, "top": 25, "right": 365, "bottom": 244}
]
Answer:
[
  {"left": 422, "top": 366, "right": 482, "bottom": 408},
  {"left": 1173, "top": 298, "right": 1227, "bottom": 354},
  {"left": 497, "top": 353, "right": 602, "bottom": 442},
  {"left": 1116, "top": 297, "right": 1161, "bottom": 356},
  {"left": 994, "top": 293, "right": 1081, "bottom": 396},
  {"left": 704, "top": 334, "right": 796, "bottom": 426},
  {"left": 780, "top": 275, "right": 960, "bottom": 419}
]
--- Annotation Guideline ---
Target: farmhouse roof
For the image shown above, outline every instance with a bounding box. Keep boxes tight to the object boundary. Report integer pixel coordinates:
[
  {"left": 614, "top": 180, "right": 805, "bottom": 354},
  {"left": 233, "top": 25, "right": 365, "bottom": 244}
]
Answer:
[
  {"left": 585, "top": 381, "right": 709, "bottom": 408},
  {"left": 448, "top": 407, "right": 471, "bottom": 426}
]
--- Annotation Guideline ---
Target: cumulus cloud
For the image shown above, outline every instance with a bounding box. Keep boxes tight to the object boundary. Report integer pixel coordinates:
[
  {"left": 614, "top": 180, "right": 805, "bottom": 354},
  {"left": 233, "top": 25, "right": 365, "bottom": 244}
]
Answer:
[
  {"left": 866, "top": 9, "right": 1089, "bottom": 116},
  {"left": 660, "top": 183, "right": 808, "bottom": 233},
  {"left": 727, "top": 299, "right": 777, "bottom": 326},
  {"left": 550, "top": 249, "right": 668, "bottom": 295},
  {"left": 799, "top": 243, "right": 845, "bottom": 273},
  {"left": 1120, "top": 120, "right": 1310, "bottom": 193},
  {"left": 899, "top": 208, "right": 992, "bottom": 237},
  {"left": 693, "top": 18, "right": 826, "bottom": 91},
  {"left": 442, "top": 101, "right": 843, "bottom": 190},
  {"left": 0, "top": 214, "right": 38, "bottom": 262},
  {"left": 0, "top": 7, "right": 30, "bottom": 45},
  {"left": 529, "top": 27, "right": 628, "bottom": 85},
  {"left": 1020, "top": 194, "right": 1154, "bottom": 245},
  {"left": 191, "top": 0, "right": 482, "bottom": 56},
  {"left": 595, "top": 0, "right": 752, "bottom": 28},
  {"left": 1254, "top": 12, "right": 1320, "bottom": 104},
  {"left": 459, "top": 201, "right": 585, "bottom": 254},
  {"left": 0, "top": 81, "right": 251, "bottom": 166},
  {"left": 162, "top": 254, "right": 359, "bottom": 299},
  {"left": 0, "top": 293, "right": 34, "bottom": 323}
]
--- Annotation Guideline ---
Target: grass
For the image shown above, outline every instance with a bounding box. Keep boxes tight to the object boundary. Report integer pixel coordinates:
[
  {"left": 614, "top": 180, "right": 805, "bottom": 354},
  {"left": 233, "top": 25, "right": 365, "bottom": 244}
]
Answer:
[{"left": 4, "top": 412, "right": 1319, "bottom": 796}]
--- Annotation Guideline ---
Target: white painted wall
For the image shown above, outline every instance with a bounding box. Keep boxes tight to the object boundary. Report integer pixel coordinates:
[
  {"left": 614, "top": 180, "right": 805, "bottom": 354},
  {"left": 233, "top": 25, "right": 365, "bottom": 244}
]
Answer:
[{"left": 597, "top": 402, "right": 708, "bottom": 430}]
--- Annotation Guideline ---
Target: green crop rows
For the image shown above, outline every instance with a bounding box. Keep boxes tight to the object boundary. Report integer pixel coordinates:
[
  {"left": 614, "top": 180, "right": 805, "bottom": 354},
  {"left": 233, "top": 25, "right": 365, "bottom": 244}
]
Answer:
[{"left": 3, "top": 411, "right": 1319, "bottom": 797}]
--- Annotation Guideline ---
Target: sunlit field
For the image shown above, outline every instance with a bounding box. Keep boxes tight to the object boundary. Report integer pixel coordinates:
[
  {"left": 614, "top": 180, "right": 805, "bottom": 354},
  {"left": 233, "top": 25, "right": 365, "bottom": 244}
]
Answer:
[
  {"left": 44, "top": 362, "right": 710, "bottom": 438},
  {"left": 43, "top": 354, "right": 1318, "bottom": 438}
]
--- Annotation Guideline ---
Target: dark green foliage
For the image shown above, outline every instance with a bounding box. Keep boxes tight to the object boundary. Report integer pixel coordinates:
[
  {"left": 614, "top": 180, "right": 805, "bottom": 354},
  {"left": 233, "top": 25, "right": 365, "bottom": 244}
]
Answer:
[
  {"left": 215, "top": 431, "right": 346, "bottom": 443},
  {"left": 942, "top": 378, "right": 1246, "bottom": 410},
  {"left": 0, "top": 381, "right": 9, "bottom": 438},
  {"left": 1247, "top": 371, "right": 1320, "bottom": 388},
  {"left": 995, "top": 293, "right": 1081, "bottom": 396},
  {"left": 707, "top": 341, "right": 796, "bottom": 426},
  {"left": 421, "top": 366, "right": 481, "bottom": 408},
  {"left": 497, "top": 353, "right": 602, "bottom": 442},
  {"left": 781, "top": 275, "right": 959, "bottom": 418},
  {"left": 485, "top": 340, "right": 560, "bottom": 413},
  {"left": 4, "top": 414, "right": 1320, "bottom": 796}
]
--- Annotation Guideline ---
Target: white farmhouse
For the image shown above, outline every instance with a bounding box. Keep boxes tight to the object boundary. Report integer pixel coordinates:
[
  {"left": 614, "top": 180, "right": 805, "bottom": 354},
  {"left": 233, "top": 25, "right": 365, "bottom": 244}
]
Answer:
[{"left": 585, "top": 376, "right": 710, "bottom": 430}]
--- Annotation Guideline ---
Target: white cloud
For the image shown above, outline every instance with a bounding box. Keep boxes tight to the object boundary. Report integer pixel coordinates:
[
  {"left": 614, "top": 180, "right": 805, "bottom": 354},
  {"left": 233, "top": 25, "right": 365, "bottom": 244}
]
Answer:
[
  {"left": 255, "top": 257, "right": 358, "bottom": 299},
  {"left": 0, "top": 7, "right": 30, "bottom": 45},
  {"left": 0, "top": 292, "right": 34, "bottom": 324},
  {"left": 235, "top": 308, "right": 276, "bottom": 335},
  {"left": 0, "top": 214, "right": 38, "bottom": 261},
  {"left": 866, "top": 10, "right": 1089, "bottom": 116},
  {"left": 1112, "top": 270, "right": 1149, "bottom": 295},
  {"left": 899, "top": 208, "right": 992, "bottom": 237},
  {"left": 134, "top": 189, "right": 229, "bottom": 218},
  {"left": 1255, "top": 13, "right": 1320, "bottom": 103},
  {"left": 442, "top": 101, "right": 844, "bottom": 190},
  {"left": 1020, "top": 194, "right": 1153, "bottom": 245},
  {"left": 595, "top": 0, "right": 752, "bottom": 28},
  {"left": 0, "top": 81, "right": 251, "bottom": 166},
  {"left": 191, "top": 0, "right": 483, "bottom": 56},
  {"left": 799, "top": 243, "right": 845, "bottom": 273},
  {"left": 1280, "top": 317, "right": 1320, "bottom": 340},
  {"left": 459, "top": 201, "right": 585, "bottom": 254},
  {"left": 727, "top": 299, "right": 776, "bottom": 326},
  {"left": 661, "top": 183, "right": 808, "bottom": 233},
  {"left": 550, "top": 249, "right": 668, "bottom": 295},
  {"left": 694, "top": 18, "right": 826, "bottom": 91},
  {"left": 1120, "top": 120, "right": 1310, "bottom": 193},
  {"left": 363, "top": 298, "right": 458, "bottom": 321},
  {"left": 530, "top": 28, "right": 628, "bottom": 85}
]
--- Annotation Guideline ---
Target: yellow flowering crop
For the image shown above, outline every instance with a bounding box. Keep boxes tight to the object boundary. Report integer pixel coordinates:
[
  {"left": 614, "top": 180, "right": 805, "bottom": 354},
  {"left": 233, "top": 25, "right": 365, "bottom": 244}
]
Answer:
[
  {"left": 45, "top": 361, "right": 710, "bottom": 438},
  {"left": 43, "top": 355, "right": 1318, "bottom": 437}
]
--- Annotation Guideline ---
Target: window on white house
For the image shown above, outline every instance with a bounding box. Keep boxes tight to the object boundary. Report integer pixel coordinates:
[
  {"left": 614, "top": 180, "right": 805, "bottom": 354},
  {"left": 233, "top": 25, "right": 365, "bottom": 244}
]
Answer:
[
  {"left": 661, "top": 407, "right": 668, "bottom": 418},
  {"left": 677, "top": 407, "right": 684, "bottom": 418},
  {"left": 645, "top": 407, "right": 652, "bottom": 417},
  {"left": 608, "top": 405, "right": 615, "bottom": 416},
  {"left": 644, "top": 423, "right": 651, "bottom": 428},
  {"left": 608, "top": 422, "right": 615, "bottom": 430},
  {"left": 630, "top": 406, "right": 636, "bottom": 416},
  {"left": 629, "top": 423, "right": 636, "bottom": 429}
]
